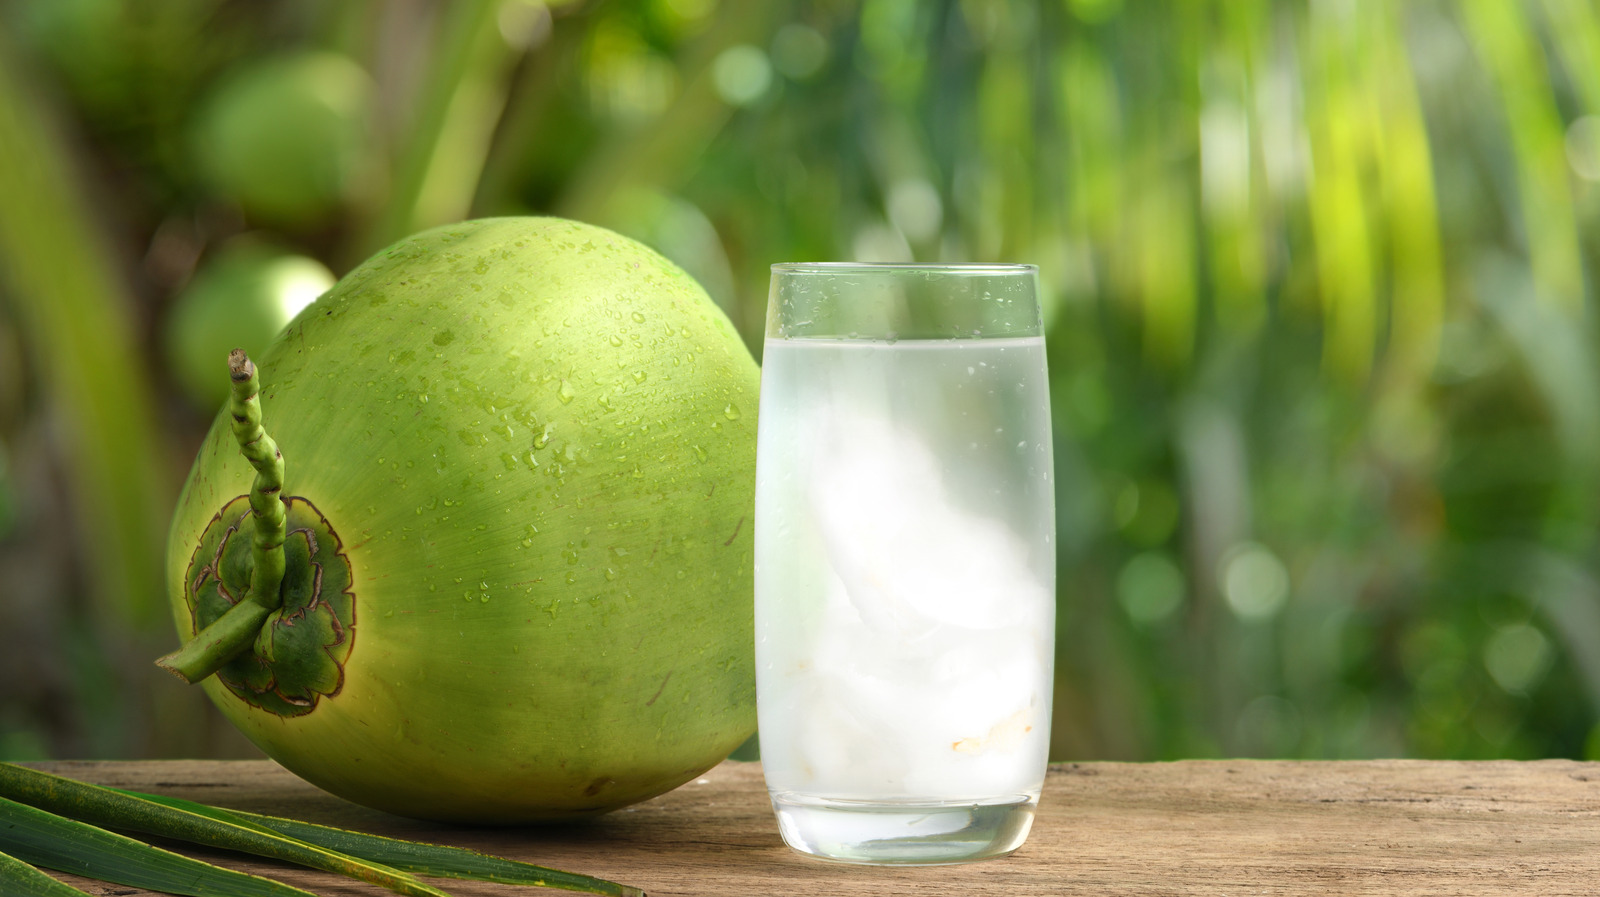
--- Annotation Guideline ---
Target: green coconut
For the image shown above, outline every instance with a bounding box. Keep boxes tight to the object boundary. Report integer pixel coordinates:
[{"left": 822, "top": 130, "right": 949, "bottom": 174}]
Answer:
[
  {"left": 160, "top": 217, "right": 758, "bottom": 823},
  {"left": 190, "top": 51, "right": 373, "bottom": 226},
  {"left": 164, "top": 240, "right": 335, "bottom": 410}
]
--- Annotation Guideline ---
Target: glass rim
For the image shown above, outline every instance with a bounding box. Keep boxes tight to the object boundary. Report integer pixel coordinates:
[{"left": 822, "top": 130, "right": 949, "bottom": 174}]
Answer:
[{"left": 771, "top": 262, "right": 1037, "bottom": 275}]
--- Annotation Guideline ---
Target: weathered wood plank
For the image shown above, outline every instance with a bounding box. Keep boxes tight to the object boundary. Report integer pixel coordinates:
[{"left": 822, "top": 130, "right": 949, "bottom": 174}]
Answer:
[{"left": 24, "top": 759, "right": 1600, "bottom": 896}]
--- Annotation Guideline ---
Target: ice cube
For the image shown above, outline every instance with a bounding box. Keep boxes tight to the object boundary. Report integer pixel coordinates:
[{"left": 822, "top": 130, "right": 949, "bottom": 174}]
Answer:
[
  {"left": 806, "top": 406, "right": 1048, "bottom": 634},
  {"left": 775, "top": 402, "right": 1054, "bottom": 799}
]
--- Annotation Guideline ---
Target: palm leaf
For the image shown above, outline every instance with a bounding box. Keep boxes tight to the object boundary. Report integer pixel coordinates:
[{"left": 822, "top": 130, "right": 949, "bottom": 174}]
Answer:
[
  {"left": 122, "top": 790, "right": 644, "bottom": 897},
  {"left": 0, "top": 848, "right": 92, "bottom": 897},
  {"left": 0, "top": 763, "right": 452, "bottom": 897},
  {"left": 0, "top": 795, "right": 317, "bottom": 897}
]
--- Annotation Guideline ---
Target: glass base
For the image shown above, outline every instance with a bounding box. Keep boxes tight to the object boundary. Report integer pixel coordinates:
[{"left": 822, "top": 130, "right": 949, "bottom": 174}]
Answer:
[{"left": 769, "top": 793, "right": 1037, "bottom": 865}]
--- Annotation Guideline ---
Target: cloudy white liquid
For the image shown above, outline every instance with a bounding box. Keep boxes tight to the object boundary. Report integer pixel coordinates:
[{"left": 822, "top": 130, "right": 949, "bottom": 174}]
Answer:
[{"left": 754, "top": 336, "right": 1055, "bottom": 807}]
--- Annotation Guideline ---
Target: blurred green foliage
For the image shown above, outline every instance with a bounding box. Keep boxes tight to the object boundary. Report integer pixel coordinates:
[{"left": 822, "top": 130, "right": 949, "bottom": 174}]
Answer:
[{"left": 1, "top": 0, "right": 1599, "bottom": 763}]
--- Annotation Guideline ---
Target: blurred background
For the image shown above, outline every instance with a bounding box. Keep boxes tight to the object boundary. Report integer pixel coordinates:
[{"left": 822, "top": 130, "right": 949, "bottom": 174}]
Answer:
[{"left": 2, "top": 0, "right": 1599, "bottom": 763}]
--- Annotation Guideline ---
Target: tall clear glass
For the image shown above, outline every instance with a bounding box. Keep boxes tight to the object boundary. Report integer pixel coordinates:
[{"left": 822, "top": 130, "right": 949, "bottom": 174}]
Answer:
[{"left": 754, "top": 263, "right": 1055, "bottom": 864}]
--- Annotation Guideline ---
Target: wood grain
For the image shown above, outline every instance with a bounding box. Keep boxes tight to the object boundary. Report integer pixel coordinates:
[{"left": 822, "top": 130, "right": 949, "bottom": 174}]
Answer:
[{"left": 25, "top": 758, "right": 1600, "bottom": 896}]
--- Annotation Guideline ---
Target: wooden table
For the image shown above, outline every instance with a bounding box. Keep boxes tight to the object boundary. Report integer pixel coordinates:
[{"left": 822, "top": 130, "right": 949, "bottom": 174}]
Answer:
[{"left": 29, "top": 758, "right": 1600, "bottom": 896}]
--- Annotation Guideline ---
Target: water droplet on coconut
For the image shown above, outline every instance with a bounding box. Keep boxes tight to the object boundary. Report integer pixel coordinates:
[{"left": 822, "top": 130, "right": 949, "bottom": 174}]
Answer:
[
  {"left": 565, "top": 571, "right": 578, "bottom": 584},
  {"left": 632, "top": 311, "right": 646, "bottom": 323},
  {"left": 693, "top": 445, "right": 708, "bottom": 462},
  {"left": 605, "top": 568, "right": 618, "bottom": 581},
  {"left": 723, "top": 403, "right": 741, "bottom": 420},
  {"left": 610, "top": 334, "right": 624, "bottom": 347},
  {"left": 558, "top": 380, "right": 576, "bottom": 404}
]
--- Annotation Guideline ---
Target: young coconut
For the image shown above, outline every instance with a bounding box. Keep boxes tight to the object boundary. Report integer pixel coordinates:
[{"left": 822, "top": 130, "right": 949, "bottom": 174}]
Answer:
[{"left": 159, "top": 218, "right": 758, "bottom": 823}]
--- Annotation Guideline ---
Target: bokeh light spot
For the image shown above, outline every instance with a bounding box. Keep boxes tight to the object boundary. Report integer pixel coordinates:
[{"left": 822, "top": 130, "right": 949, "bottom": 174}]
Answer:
[
  {"left": 1484, "top": 623, "right": 1553, "bottom": 695},
  {"left": 1565, "top": 116, "right": 1600, "bottom": 182},
  {"left": 772, "top": 24, "right": 828, "bottom": 80},
  {"left": 851, "top": 222, "right": 912, "bottom": 262},
  {"left": 1117, "top": 551, "right": 1186, "bottom": 627},
  {"left": 498, "top": 0, "right": 553, "bottom": 50},
  {"left": 1221, "top": 542, "right": 1289, "bottom": 620},
  {"left": 713, "top": 45, "right": 772, "bottom": 107},
  {"left": 886, "top": 179, "right": 942, "bottom": 243}
]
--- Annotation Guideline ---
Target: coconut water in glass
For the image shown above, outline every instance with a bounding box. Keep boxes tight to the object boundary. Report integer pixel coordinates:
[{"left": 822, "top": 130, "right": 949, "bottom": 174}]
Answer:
[{"left": 754, "top": 263, "right": 1055, "bottom": 864}]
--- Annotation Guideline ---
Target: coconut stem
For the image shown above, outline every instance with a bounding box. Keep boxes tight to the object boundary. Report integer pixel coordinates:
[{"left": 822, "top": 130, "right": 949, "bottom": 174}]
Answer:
[
  {"left": 227, "top": 349, "right": 288, "bottom": 604},
  {"left": 156, "top": 350, "right": 287, "bottom": 684}
]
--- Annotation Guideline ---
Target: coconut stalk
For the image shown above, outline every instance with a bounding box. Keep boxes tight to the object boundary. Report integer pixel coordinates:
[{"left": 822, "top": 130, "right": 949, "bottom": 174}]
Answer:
[{"left": 156, "top": 351, "right": 287, "bottom": 684}]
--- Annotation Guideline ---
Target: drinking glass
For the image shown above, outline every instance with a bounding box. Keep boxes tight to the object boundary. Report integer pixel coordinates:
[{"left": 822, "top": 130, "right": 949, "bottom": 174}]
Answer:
[{"left": 754, "top": 263, "right": 1055, "bottom": 864}]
